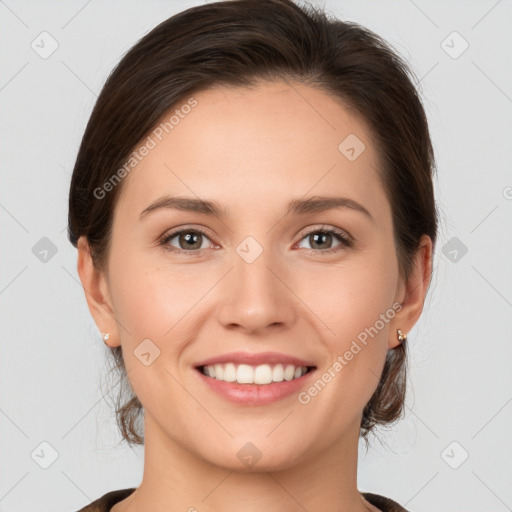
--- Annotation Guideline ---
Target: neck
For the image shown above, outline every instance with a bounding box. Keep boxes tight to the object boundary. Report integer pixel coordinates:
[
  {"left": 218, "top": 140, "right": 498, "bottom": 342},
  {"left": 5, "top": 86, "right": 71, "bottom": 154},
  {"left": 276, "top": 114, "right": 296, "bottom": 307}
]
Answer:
[{"left": 117, "top": 413, "right": 374, "bottom": 512}]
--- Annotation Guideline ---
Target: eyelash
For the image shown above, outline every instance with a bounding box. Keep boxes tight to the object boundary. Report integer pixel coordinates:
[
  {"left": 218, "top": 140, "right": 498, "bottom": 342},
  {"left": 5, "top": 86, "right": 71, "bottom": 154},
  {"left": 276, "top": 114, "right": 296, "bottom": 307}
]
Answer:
[{"left": 159, "top": 225, "right": 353, "bottom": 256}]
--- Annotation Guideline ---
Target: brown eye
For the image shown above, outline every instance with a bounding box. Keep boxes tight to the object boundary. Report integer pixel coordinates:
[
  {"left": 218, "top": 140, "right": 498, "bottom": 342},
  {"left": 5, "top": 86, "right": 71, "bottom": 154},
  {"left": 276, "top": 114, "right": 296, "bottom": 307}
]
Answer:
[
  {"left": 160, "top": 228, "right": 213, "bottom": 254},
  {"left": 296, "top": 227, "right": 353, "bottom": 254},
  {"left": 308, "top": 232, "right": 336, "bottom": 250}
]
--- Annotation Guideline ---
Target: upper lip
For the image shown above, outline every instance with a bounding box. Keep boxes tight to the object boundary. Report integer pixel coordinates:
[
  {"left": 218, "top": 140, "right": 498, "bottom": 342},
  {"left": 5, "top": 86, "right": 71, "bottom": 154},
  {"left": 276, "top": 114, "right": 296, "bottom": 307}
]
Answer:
[{"left": 194, "top": 351, "right": 317, "bottom": 368}]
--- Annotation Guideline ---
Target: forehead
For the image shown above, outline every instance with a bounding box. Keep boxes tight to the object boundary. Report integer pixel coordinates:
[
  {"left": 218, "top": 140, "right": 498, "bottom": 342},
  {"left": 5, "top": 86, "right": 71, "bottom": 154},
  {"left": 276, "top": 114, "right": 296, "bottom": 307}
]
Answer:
[{"left": 115, "top": 80, "right": 387, "bottom": 222}]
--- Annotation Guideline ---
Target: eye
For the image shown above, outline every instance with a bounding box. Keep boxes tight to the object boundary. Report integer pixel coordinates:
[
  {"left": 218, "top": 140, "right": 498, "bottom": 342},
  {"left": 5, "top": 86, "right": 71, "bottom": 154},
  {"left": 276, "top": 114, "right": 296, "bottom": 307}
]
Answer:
[
  {"left": 159, "top": 227, "right": 215, "bottom": 255},
  {"left": 159, "top": 225, "right": 353, "bottom": 256},
  {"left": 295, "top": 226, "right": 353, "bottom": 254}
]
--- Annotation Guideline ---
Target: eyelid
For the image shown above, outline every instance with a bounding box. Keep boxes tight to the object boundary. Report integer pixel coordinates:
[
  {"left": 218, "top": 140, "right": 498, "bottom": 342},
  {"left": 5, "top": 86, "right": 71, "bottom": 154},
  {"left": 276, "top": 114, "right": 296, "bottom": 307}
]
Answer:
[
  {"left": 296, "top": 224, "right": 353, "bottom": 243},
  {"left": 293, "top": 224, "right": 354, "bottom": 252},
  {"left": 159, "top": 224, "right": 216, "bottom": 245}
]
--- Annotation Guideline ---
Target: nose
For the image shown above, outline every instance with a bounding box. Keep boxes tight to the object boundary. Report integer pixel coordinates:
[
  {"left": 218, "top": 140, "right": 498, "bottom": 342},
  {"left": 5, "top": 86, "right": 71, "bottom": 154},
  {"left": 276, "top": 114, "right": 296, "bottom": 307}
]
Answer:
[{"left": 216, "top": 246, "right": 297, "bottom": 335}]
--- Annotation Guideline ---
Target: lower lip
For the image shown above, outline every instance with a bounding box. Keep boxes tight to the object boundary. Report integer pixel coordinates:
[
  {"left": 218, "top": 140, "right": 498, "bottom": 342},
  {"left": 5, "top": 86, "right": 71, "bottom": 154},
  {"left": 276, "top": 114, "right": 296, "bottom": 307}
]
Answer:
[{"left": 195, "top": 367, "right": 316, "bottom": 405}]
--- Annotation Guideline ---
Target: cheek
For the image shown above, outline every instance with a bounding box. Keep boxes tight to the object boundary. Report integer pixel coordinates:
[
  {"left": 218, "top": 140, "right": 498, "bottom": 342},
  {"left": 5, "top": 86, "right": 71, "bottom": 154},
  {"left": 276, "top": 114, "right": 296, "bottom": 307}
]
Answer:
[
  {"left": 296, "top": 249, "right": 397, "bottom": 397},
  {"left": 298, "top": 254, "right": 397, "bottom": 341},
  {"left": 106, "top": 253, "right": 201, "bottom": 416},
  {"left": 108, "top": 248, "right": 207, "bottom": 338},
  {"left": 297, "top": 273, "right": 396, "bottom": 429}
]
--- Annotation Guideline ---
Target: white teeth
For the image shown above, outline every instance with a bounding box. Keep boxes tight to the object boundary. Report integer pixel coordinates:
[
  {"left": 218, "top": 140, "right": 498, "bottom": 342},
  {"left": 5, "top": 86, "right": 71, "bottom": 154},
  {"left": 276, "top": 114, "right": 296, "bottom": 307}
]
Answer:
[
  {"left": 272, "top": 364, "right": 284, "bottom": 382},
  {"left": 254, "top": 364, "right": 273, "bottom": 385},
  {"left": 214, "top": 364, "right": 224, "bottom": 380},
  {"left": 237, "top": 364, "right": 255, "bottom": 384},
  {"left": 223, "top": 362, "right": 237, "bottom": 382},
  {"left": 201, "top": 363, "right": 309, "bottom": 384},
  {"left": 284, "top": 364, "right": 296, "bottom": 381}
]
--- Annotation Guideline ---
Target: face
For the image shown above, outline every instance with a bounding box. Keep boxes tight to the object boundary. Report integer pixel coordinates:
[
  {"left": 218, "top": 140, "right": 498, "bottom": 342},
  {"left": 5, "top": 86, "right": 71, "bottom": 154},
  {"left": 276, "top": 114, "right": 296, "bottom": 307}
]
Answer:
[{"left": 88, "top": 81, "right": 411, "bottom": 471}]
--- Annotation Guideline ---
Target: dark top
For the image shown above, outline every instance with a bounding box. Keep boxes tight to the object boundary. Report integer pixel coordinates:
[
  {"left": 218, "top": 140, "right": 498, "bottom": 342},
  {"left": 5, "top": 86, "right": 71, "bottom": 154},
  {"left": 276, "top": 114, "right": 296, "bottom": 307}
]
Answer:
[{"left": 76, "top": 487, "right": 410, "bottom": 511}]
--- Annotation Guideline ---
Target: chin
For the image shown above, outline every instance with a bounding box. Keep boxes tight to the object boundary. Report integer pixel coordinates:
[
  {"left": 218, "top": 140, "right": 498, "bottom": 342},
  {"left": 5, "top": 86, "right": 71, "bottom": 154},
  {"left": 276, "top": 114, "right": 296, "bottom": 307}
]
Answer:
[{"left": 199, "top": 439, "right": 310, "bottom": 473}]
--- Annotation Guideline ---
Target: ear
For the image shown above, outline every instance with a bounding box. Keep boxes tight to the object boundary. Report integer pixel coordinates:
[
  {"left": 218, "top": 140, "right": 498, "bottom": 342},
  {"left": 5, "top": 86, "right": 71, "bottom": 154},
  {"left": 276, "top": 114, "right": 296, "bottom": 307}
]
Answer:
[
  {"left": 77, "top": 236, "right": 120, "bottom": 348},
  {"left": 389, "top": 234, "right": 433, "bottom": 349}
]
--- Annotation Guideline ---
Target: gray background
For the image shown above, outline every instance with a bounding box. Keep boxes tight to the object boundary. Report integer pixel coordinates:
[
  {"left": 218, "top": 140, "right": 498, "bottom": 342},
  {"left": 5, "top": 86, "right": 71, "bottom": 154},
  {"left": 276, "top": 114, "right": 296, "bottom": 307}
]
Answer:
[{"left": 1, "top": 0, "right": 511, "bottom": 511}]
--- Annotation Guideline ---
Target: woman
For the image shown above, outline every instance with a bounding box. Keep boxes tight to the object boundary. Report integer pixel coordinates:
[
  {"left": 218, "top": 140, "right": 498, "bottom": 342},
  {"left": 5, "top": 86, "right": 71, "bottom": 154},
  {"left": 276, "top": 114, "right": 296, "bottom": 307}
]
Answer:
[{"left": 68, "top": 0, "right": 438, "bottom": 510}]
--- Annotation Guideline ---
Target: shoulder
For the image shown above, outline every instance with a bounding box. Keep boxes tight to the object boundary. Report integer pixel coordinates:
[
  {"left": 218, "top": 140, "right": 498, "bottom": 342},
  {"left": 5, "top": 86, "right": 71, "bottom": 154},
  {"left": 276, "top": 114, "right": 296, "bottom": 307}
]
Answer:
[
  {"left": 362, "top": 491, "right": 410, "bottom": 512},
  {"left": 75, "top": 488, "right": 136, "bottom": 512}
]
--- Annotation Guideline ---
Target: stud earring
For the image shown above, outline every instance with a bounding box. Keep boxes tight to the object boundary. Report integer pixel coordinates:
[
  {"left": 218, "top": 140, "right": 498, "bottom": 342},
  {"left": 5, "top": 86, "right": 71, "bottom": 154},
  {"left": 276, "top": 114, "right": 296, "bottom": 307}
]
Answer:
[
  {"left": 102, "top": 332, "right": 110, "bottom": 341},
  {"left": 397, "top": 328, "right": 407, "bottom": 343}
]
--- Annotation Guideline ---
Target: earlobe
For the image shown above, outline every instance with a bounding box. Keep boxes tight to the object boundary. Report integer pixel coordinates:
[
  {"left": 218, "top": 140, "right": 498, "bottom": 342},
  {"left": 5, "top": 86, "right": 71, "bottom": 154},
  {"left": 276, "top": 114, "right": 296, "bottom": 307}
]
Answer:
[
  {"left": 76, "top": 236, "right": 120, "bottom": 348},
  {"left": 389, "top": 234, "right": 433, "bottom": 349}
]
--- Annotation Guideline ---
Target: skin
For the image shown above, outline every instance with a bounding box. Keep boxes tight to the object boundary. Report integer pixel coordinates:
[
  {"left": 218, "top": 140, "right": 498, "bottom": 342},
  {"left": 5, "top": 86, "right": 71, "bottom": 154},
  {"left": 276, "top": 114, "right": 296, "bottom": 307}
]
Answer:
[{"left": 77, "top": 80, "right": 432, "bottom": 512}]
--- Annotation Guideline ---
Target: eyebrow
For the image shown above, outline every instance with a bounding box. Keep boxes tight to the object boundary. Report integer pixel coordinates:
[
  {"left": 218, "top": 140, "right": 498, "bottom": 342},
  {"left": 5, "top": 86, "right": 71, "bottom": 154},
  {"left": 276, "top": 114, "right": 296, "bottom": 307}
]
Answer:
[{"left": 139, "top": 195, "right": 374, "bottom": 222}]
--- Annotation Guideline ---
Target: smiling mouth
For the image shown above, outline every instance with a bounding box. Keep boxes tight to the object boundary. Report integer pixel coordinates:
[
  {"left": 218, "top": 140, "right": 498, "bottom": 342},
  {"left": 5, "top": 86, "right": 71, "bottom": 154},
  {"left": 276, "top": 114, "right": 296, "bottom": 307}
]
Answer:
[{"left": 196, "top": 363, "right": 317, "bottom": 385}]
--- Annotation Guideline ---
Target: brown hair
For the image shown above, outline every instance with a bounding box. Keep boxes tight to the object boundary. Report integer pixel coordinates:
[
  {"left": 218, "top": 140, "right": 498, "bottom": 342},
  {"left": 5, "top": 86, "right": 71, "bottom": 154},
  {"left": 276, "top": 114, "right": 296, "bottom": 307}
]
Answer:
[{"left": 68, "top": 0, "right": 438, "bottom": 447}]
